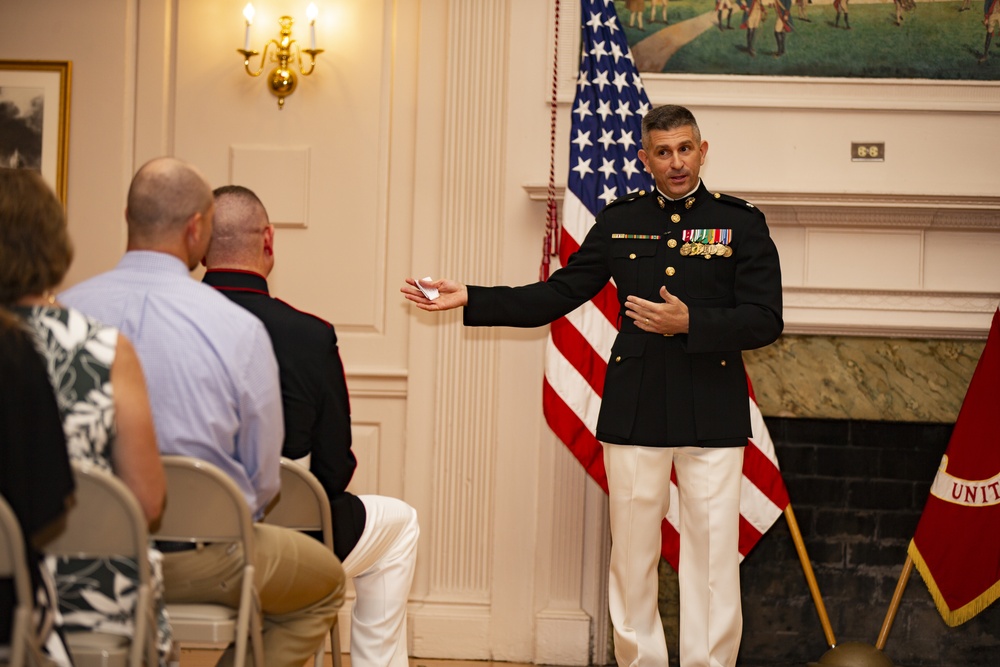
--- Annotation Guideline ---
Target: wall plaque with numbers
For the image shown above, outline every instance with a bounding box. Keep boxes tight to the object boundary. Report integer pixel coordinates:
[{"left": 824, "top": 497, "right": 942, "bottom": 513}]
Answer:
[{"left": 851, "top": 143, "right": 885, "bottom": 162}]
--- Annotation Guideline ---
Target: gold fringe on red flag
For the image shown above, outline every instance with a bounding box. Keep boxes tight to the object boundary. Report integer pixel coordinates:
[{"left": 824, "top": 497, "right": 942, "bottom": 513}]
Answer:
[{"left": 908, "top": 540, "right": 1000, "bottom": 627}]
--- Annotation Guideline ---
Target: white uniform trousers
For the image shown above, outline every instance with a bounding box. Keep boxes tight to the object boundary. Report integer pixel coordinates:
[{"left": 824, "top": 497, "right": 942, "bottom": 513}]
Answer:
[
  {"left": 603, "top": 443, "right": 744, "bottom": 667},
  {"left": 341, "top": 495, "right": 419, "bottom": 667}
]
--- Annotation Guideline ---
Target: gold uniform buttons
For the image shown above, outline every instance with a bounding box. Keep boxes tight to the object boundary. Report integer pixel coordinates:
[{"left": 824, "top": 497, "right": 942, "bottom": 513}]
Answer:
[
  {"left": 615, "top": 356, "right": 622, "bottom": 363},
  {"left": 670, "top": 213, "right": 681, "bottom": 223},
  {"left": 629, "top": 253, "right": 637, "bottom": 260},
  {"left": 720, "top": 360, "right": 727, "bottom": 367},
  {"left": 713, "top": 192, "right": 721, "bottom": 199},
  {"left": 665, "top": 267, "right": 675, "bottom": 276},
  {"left": 667, "top": 239, "right": 677, "bottom": 249}
]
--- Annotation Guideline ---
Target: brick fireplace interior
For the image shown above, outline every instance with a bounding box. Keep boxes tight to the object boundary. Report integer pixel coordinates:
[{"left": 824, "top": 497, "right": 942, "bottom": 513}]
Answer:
[{"left": 652, "top": 333, "right": 999, "bottom": 666}]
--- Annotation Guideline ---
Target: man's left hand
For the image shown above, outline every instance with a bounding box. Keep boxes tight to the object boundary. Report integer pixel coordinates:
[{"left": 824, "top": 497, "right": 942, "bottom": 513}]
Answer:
[{"left": 624, "top": 286, "right": 689, "bottom": 335}]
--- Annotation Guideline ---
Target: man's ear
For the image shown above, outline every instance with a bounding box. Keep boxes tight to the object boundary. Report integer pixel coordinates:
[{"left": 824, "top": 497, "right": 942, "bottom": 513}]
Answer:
[
  {"left": 184, "top": 212, "right": 211, "bottom": 269},
  {"left": 263, "top": 224, "right": 275, "bottom": 257},
  {"left": 185, "top": 212, "right": 204, "bottom": 246}
]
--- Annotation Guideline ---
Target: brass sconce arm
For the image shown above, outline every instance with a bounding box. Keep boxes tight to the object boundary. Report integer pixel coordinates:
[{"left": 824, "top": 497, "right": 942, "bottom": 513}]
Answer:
[{"left": 238, "top": 42, "right": 275, "bottom": 78}]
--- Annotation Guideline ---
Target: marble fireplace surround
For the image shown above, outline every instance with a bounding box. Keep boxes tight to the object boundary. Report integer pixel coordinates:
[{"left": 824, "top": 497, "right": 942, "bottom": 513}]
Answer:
[
  {"left": 527, "top": 187, "right": 1000, "bottom": 424},
  {"left": 743, "top": 335, "right": 984, "bottom": 425},
  {"left": 742, "top": 189, "right": 998, "bottom": 425}
]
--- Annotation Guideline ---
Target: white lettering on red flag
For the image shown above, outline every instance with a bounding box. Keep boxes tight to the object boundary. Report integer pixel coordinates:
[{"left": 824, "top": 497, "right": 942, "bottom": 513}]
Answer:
[
  {"left": 929, "top": 456, "right": 1000, "bottom": 507},
  {"left": 909, "top": 308, "right": 1000, "bottom": 626},
  {"left": 544, "top": 0, "right": 790, "bottom": 570}
]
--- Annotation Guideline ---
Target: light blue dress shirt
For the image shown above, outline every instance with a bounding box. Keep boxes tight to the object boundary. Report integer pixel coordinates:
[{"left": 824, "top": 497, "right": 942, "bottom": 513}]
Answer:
[{"left": 61, "top": 251, "right": 284, "bottom": 518}]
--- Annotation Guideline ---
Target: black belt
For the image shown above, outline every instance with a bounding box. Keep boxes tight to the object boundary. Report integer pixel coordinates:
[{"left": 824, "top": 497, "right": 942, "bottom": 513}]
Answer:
[{"left": 156, "top": 540, "right": 199, "bottom": 553}]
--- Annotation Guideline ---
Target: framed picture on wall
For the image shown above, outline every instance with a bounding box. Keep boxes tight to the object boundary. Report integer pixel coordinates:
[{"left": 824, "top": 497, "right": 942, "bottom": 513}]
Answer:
[
  {"left": 0, "top": 60, "right": 72, "bottom": 203},
  {"left": 612, "top": 0, "right": 1000, "bottom": 79},
  {"left": 556, "top": 3, "right": 1000, "bottom": 111}
]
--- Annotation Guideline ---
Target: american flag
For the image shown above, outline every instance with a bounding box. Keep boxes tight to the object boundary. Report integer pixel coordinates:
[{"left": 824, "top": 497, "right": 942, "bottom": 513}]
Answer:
[{"left": 542, "top": 0, "right": 790, "bottom": 569}]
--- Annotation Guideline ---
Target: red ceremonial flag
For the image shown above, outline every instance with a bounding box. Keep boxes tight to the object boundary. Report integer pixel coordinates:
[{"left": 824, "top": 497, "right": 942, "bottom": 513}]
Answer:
[
  {"left": 542, "top": 0, "right": 790, "bottom": 569},
  {"left": 908, "top": 307, "right": 1000, "bottom": 626}
]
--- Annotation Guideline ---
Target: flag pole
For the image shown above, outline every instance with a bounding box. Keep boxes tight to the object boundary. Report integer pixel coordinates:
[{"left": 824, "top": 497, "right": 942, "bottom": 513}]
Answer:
[
  {"left": 802, "top": 530, "right": 906, "bottom": 667},
  {"left": 785, "top": 504, "right": 837, "bottom": 648},
  {"left": 806, "top": 558, "right": 906, "bottom": 666},
  {"left": 876, "top": 555, "right": 914, "bottom": 650}
]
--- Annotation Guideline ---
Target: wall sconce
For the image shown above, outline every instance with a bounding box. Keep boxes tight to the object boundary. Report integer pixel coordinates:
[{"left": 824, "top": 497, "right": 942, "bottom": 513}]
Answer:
[{"left": 238, "top": 3, "right": 324, "bottom": 109}]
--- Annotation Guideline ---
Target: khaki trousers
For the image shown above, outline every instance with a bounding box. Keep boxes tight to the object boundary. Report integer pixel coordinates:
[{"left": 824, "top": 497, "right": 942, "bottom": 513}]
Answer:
[
  {"left": 162, "top": 523, "right": 345, "bottom": 667},
  {"left": 603, "top": 444, "right": 744, "bottom": 667}
]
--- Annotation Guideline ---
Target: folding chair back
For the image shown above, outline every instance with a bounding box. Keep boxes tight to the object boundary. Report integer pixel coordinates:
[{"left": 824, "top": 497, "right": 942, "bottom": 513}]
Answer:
[
  {"left": 43, "top": 462, "right": 156, "bottom": 667},
  {"left": 154, "top": 456, "right": 263, "bottom": 667},
  {"left": 262, "top": 458, "right": 342, "bottom": 667},
  {"left": 263, "top": 459, "right": 332, "bottom": 548},
  {"left": 0, "top": 495, "right": 37, "bottom": 667}
]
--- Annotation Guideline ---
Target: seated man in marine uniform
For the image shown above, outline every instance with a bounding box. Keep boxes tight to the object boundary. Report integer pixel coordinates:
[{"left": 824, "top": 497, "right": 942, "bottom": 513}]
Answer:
[{"left": 203, "top": 185, "right": 418, "bottom": 667}]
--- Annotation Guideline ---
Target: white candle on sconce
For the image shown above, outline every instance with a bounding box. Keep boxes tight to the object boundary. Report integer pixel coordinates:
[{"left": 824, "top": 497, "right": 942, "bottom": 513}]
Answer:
[
  {"left": 243, "top": 3, "right": 255, "bottom": 51},
  {"left": 307, "top": 3, "right": 318, "bottom": 50}
]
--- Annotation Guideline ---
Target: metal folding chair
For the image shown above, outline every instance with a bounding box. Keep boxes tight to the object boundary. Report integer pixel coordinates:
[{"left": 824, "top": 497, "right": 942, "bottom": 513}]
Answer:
[
  {"left": 262, "top": 458, "right": 343, "bottom": 667},
  {"left": 43, "top": 462, "right": 157, "bottom": 667},
  {"left": 153, "top": 456, "right": 263, "bottom": 667},
  {"left": 0, "top": 494, "right": 44, "bottom": 667}
]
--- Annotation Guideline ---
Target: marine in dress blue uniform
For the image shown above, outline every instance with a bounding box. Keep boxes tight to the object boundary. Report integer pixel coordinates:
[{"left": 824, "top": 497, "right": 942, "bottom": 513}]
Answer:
[{"left": 403, "top": 105, "right": 783, "bottom": 667}]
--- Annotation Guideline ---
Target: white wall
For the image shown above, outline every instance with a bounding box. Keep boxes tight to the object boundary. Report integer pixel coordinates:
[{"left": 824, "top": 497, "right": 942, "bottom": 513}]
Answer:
[
  {"left": 1, "top": 0, "right": 135, "bottom": 286},
  {"left": 3, "top": 0, "right": 998, "bottom": 664}
]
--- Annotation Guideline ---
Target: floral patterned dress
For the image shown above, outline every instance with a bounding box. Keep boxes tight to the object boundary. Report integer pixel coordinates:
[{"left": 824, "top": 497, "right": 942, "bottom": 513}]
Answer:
[{"left": 15, "top": 305, "right": 172, "bottom": 665}]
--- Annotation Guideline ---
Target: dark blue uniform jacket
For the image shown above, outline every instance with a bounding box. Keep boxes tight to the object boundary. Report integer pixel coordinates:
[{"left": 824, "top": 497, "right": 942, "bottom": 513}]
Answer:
[{"left": 464, "top": 182, "right": 783, "bottom": 447}]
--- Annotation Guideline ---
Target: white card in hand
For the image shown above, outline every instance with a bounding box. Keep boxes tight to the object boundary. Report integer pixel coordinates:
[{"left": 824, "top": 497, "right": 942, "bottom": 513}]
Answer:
[{"left": 416, "top": 277, "right": 439, "bottom": 300}]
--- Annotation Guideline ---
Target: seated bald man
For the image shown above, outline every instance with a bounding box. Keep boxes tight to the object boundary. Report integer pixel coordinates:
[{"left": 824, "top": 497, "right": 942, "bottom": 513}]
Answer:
[
  {"left": 61, "top": 158, "right": 345, "bottom": 667},
  {"left": 203, "top": 185, "right": 419, "bottom": 667}
]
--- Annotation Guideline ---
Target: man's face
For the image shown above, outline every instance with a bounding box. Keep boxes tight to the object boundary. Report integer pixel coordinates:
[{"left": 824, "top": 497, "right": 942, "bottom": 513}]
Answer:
[{"left": 637, "top": 125, "right": 708, "bottom": 199}]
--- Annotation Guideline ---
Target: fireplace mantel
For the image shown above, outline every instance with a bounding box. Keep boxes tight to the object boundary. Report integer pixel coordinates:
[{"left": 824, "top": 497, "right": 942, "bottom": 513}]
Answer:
[{"left": 524, "top": 186, "right": 1000, "bottom": 340}]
